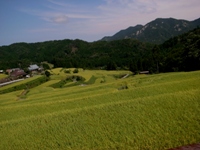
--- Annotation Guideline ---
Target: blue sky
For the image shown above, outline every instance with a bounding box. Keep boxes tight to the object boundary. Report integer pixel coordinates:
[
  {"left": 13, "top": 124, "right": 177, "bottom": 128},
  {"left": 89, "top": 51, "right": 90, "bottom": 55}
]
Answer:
[{"left": 0, "top": 0, "right": 200, "bottom": 46}]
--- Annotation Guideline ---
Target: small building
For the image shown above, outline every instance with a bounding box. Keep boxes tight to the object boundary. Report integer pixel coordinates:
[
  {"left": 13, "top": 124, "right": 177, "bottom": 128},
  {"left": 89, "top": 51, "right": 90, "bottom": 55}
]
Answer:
[
  {"left": 6, "top": 68, "right": 20, "bottom": 75},
  {"left": 10, "top": 69, "right": 26, "bottom": 78},
  {"left": 0, "top": 70, "right": 3, "bottom": 73},
  {"left": 139, "top": 71, "right": 149, "bottom": 74},
  {"left": 28, "top": 64, "right": 39, "bottom": 71},
  {"left": 28, "top": 64, "right": 43, "bottom": 75}
]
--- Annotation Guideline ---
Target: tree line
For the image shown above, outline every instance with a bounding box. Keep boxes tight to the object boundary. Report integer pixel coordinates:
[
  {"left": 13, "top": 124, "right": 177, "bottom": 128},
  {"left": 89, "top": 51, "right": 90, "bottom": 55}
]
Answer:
[{"left": 0, "top": 27, "right": 199, "bottom": 73}]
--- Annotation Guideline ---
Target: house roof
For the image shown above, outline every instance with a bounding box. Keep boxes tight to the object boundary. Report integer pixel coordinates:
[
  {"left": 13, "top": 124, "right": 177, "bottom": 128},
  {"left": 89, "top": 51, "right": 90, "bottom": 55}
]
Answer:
[
  {"left": 6, "top": 68, "right": 20, "bottom": 72},
  {"left": 10, "top": 70, "right": 26, "bottom": 77},
  {"left": 28, "top": 64, "right": 39, "bottom": 71},
  {"left": 139, "top": 71, "right": 149, "bottom": 74}
]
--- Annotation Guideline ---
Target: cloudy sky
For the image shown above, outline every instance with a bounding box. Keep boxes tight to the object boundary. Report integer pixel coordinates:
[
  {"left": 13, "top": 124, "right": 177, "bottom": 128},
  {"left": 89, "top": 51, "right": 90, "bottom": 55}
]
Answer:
[{"left": 0, "top": 0, "right": 200, "bottom": 46}]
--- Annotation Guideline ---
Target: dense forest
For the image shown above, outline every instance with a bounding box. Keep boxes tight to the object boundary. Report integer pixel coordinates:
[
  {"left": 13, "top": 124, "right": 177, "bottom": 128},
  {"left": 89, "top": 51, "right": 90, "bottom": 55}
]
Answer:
[{"left": 0, "top": 27, "right": 199, "bottom": 73}]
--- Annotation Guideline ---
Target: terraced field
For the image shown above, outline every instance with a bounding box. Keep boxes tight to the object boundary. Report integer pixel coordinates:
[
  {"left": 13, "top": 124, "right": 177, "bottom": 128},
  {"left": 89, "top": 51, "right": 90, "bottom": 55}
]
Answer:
[
  {"left": 0, "top": 74, "right": 7, "bottom": 79},
  {"left": 0, "top": 69, "right": 199, "bottom": 150}
]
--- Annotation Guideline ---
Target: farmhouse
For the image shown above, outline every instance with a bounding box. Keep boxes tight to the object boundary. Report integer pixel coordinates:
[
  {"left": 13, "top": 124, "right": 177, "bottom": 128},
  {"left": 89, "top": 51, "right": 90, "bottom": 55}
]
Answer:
[
  {"left": 6, "top": 68, "right": 20, "bottom": 75},
  {"left": 28, "top": 64, "right": 43, "bottom": 75},
  {"left": 10, "top": 69, "right": 26, "bottom": 78},
  {"left": 28, "top": 64, "right": 39, "bottom": 71}
]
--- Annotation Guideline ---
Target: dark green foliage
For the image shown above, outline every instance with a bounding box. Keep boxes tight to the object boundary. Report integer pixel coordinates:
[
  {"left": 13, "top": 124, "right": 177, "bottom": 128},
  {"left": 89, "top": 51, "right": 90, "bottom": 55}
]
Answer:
[
  {"left": 106, "top": 61, "right": 117, "bottom": 70},
  {"left": 50, "top": 80, "right": 69, "bottom": 88},
  {"left": 160, "top": 27, "right": 200, "bottom": 72},
  {"left": 0, "top": 38, "right": 153, "bottom": 72},
  {"left": 45, "top": 70, "right": 51, "bottom": 77},
  {"left": 152, "top": 45, "right": 161, "bottom": 73},
  {"left": 129, "top": 60, "right": 138, "bottom": 74},
  {"left": 42, "top": 63, "right": 50, "bottom": 70},
  {"left": 73, "top": 68, "right": 79, "bottom": 73},
  {"left": 50, "top": 75, "right": 85, "bottom": 88},
  {"left": 0, "top": 27, "right": 199, "bottom": 74}
]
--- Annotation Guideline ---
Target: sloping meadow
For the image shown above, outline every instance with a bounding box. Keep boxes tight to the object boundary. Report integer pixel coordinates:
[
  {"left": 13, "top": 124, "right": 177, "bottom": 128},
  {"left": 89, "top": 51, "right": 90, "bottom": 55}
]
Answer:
[{"left": 0, "top": 70, "right": 199, "bottom": 149}]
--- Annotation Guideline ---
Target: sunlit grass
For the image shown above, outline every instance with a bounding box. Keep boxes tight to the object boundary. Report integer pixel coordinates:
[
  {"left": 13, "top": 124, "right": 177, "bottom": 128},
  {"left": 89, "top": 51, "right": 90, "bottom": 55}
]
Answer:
[
  {"left": 0, "top": 70, "right": 199, "bottom": 150},
  {"left": 0, "top": 74, "right": 7, "bottom": 79}
]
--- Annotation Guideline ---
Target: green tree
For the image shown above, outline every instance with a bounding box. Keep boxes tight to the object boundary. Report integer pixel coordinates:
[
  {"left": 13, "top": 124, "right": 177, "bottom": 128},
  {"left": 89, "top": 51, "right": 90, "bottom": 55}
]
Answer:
[
  {"left": 73, "top": 68, "right": 79, "bottom": 73},
  {"left": 42, "top": 63, "right": 50, "bottom": 70},
  {"left": 152, "top": 45, "right": 160, "bottom": 73},
  {"left": 45, "top": 70, "right": 51, "bottom": 77},
  {"left": 107, "top": 61, "right": 117, "bottom": 70},
  {"left": 129, "top": 60, "right": 138, "bottom": 74}
]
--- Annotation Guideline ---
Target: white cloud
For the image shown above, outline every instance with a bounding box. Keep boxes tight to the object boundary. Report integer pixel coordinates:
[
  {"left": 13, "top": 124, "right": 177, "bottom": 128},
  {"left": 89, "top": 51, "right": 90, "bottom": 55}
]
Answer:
[
  {"left": 20, "top": 0, "right": 200, "bottom": 41},
  {"left": 44, "top": 14, "right": 69, "bottom": 24}
]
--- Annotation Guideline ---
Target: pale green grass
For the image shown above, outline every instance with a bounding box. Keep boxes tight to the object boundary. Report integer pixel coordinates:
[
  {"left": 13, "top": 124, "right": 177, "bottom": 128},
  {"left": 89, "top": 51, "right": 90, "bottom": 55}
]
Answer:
[
  {"left": 49, "top": 68, "right": 66, "bottom": 80},
  {"left": 0, "top": 70, "right": 199, "bottom": 150},
  {"left": 50, "top": 68, "right": 63, "bottom": 74}
]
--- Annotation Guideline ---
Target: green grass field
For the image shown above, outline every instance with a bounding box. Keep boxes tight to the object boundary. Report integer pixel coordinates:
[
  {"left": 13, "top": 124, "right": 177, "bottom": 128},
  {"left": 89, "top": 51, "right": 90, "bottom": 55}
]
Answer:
[{"left": 0, "top": 69, "right": 199, "bottom": 150}]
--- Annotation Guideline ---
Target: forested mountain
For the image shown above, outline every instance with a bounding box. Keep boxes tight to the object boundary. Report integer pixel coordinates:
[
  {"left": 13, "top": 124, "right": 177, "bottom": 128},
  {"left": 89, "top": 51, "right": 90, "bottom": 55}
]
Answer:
[
  {"left": 0, "top": 27, "right": 199, "bottom": 73},
  {"left": 159, "top": 27, "right": 200, "bottom": 72},
  {"left": 0, "top": 39, "right": 153, "bottom": 70},
  {"left": 101, "top": 18, "right": 200, "bottom": 44}
]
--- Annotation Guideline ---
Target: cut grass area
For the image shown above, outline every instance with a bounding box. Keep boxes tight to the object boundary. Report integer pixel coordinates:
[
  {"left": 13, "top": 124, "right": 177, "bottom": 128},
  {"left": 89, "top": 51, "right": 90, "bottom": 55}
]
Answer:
[{"left": 0, "top": 70, "right": 199, "bottom": 149}]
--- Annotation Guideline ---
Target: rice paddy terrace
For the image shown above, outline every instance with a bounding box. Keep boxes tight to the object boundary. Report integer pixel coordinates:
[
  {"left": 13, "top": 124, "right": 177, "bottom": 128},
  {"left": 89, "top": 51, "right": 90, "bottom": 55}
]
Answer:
[{"left": 0, "top": 68, "right": 199, "bottom": 150}]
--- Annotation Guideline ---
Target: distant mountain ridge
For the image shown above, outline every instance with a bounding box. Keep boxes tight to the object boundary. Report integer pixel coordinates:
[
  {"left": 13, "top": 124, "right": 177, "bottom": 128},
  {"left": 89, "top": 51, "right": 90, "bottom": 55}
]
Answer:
[
  {"left": 101, "top": 17, "right": 200, "bottom": 44},
  {"left": 0, "top": 27, "right": 200, "bottom": 73}
]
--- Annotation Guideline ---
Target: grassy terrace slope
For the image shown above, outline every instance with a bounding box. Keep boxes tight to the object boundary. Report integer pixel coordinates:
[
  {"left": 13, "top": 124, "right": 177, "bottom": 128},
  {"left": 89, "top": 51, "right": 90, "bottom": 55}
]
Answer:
[{"left": 0, "top": 69, "right": 200, "bottom": 150}]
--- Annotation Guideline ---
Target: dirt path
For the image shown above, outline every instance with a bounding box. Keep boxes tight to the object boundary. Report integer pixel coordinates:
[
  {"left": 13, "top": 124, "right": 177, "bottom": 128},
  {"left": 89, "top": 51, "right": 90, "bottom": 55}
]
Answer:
[{"left": 122, "top": 74, "right": 129, "bottom": 79}]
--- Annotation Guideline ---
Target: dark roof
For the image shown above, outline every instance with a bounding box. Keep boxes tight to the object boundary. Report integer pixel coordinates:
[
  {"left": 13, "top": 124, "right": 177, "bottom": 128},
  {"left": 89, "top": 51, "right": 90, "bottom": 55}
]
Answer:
[
  {"left": 6, "top": 68, "right": 20, "bottom": 72},
  {"left": 10, "top": 70, "right": 26, "bottom": 77}
]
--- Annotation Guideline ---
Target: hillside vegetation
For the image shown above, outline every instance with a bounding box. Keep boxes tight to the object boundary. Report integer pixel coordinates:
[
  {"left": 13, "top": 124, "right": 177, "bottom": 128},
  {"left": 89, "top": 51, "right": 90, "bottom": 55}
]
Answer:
[
  {"left": 0, "top": 27, "right": 200, "bottom": 74},
  {"left": 0, "top": 69, "right": 199, "bottom": 149},
  {"left": 101, "top": 17, "right": 200, "bottom": 44}
]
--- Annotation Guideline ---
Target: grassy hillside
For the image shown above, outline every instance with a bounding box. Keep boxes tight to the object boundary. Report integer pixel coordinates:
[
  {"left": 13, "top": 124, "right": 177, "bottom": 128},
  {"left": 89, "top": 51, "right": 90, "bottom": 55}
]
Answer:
[{"left": 0, "top": 69, "right": 199, "bottom": 149}]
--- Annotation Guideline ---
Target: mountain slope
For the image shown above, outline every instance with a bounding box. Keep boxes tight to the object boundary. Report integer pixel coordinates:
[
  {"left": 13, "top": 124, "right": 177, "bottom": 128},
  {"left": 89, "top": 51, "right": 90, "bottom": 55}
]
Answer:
[
  {"left": 160, "top": 27, "right": 200, "bottom": 72},
  {"left": 0, "top": 27, "right": 199, "bottom": 73},
  {"left": 101, "top": 17, "right": 200, "bottom": 44},
  {"left": 0, "top": 39, "right": 153, "bottom": 70}
]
